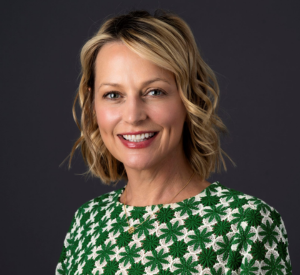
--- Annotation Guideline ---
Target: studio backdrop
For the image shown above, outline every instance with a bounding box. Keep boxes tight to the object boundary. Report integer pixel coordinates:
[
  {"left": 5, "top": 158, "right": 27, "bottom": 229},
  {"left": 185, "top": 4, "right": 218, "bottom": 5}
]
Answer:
[{"left": 0, "top": 0, "right": 299, "bottom": 274}]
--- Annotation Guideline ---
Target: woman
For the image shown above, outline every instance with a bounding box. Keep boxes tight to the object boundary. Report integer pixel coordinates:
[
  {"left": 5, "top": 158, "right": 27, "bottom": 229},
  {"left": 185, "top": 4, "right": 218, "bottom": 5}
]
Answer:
[{"left": 56, "top": 9, "right": 291, "bottom": 275}]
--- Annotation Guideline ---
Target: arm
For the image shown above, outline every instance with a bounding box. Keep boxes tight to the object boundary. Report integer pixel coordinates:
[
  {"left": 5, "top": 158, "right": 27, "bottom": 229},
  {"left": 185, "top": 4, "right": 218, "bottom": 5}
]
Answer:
[
  {"left": 55, "top": 212, "right": 78, "bottom": 275},
  {"left": 232, "top": 207, "right": 292, "bottom": 274}
]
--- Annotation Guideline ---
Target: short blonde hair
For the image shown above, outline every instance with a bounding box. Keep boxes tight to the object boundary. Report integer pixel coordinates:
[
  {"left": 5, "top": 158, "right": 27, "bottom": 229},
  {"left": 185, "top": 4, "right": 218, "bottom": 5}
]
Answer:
[{"left": 69, "top": 9, "right": 233, "bottom": 184}]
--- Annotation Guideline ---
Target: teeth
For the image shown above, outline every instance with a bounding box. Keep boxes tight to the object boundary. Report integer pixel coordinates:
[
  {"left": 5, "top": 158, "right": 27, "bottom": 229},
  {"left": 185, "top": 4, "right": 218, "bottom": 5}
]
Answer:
[{"left": 122, "top": 132, "right": 155, "bottom": 142}]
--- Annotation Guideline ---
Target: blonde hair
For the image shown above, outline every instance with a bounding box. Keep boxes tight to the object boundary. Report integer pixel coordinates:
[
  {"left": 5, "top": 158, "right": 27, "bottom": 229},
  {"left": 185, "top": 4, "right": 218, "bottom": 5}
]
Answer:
[{"left": 69, "top": 9, "right": 233, "bottom": 184}]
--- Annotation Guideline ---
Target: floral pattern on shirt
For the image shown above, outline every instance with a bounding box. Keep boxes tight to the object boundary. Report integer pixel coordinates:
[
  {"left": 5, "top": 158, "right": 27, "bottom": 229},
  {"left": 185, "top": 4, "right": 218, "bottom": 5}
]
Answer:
[{"left": 55, "top": 181, "right": 292, "bottom": 274}]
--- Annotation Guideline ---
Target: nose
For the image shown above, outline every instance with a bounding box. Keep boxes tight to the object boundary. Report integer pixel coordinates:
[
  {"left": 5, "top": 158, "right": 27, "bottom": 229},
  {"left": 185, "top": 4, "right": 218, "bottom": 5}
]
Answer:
[{"left": 122, "top": 95, "right": 147, "bottom": 125}]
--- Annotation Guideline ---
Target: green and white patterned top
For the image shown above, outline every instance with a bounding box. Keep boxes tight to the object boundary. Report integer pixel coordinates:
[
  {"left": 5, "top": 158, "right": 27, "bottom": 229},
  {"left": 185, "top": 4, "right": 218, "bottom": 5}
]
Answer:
[{"left": 55, "top": 181, "right": 292, "bottom": 274}]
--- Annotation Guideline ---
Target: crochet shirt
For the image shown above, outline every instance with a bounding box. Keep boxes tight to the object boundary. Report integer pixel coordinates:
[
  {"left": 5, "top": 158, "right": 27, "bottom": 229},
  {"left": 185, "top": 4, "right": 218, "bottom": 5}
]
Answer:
[{"left": 55, "top": 181, "right": 292, "bottom": 274}]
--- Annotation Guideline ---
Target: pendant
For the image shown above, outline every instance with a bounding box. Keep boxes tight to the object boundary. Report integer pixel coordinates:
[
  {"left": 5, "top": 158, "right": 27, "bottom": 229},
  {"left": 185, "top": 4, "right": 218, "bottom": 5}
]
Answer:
[{"left": 128, "top": 226, "right": 135, "bottom": 234}]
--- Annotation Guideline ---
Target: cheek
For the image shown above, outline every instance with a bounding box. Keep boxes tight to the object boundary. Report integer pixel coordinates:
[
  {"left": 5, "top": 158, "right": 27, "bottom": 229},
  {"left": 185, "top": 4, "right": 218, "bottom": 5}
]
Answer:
[
  {"left": 95, "top": 106, "right": 120, "bottom": 135},
  {"left": 151, "top": 100, "right": 186, "bottom": 130}
]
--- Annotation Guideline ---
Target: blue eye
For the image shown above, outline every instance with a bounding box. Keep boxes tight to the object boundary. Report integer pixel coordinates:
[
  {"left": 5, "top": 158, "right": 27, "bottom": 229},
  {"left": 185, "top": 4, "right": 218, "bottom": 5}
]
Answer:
[
  {"left": 148, "top": 89, "right": 163, "bottom": 96},
  {"left": 104, "top": 92, "right": 120, "bottom": 99},
  {"left": 103, "top": 89, "right": 164, "bottom": 99}
]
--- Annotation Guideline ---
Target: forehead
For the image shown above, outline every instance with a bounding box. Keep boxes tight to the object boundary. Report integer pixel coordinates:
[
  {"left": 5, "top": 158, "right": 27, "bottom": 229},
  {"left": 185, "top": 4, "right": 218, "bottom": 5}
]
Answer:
[{"left": 94, "top": 42, "right": 174, "bottom": 84}]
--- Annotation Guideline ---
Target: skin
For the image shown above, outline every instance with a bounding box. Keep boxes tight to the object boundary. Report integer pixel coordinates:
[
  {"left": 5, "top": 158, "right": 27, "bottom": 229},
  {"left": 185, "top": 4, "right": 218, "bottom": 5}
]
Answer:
[{"left": 93, "top": 41, "right": 210, "bottom": 206}]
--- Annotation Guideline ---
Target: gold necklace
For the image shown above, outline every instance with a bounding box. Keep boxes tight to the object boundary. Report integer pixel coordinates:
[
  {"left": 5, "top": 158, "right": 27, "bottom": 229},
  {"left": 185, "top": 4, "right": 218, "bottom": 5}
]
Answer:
[{"left": 123, "top": 171, "right": 195, "bottom": 234}]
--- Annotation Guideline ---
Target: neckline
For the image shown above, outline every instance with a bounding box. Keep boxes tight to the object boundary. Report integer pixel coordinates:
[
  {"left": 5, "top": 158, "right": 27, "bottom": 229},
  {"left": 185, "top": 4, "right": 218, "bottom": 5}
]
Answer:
[{"left": 115, "top": 181, "right": 220, "bottom": 209}]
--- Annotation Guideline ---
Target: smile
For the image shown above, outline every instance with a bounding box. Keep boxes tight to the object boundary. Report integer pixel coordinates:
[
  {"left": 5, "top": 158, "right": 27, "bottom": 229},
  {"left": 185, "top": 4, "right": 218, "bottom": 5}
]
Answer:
[
  {"left": 117, "top": 132, "right": 158, "bottom": 149},
  {"left": 122, "top": 132, "right": 156, "bottom": 142}
]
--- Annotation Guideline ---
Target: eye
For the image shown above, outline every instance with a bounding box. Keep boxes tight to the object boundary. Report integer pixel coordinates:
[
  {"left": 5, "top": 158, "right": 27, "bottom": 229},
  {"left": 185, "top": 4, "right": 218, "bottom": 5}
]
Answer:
[
  {"left": 103, "top": 92, "right": 120, "bottom": 99},
  {"left": 147, "top": 89, "right": 164, "bottom": 96}
]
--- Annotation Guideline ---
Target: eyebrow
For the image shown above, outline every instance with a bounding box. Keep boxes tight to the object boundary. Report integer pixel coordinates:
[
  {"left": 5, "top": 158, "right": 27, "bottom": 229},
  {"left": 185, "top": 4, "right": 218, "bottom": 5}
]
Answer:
[{"left": 97, "top": 77, "right": 171, "bottom": 91}]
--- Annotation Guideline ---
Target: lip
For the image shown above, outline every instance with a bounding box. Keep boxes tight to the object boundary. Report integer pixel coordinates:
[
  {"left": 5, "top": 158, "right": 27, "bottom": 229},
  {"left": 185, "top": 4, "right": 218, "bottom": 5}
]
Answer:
[
  {"left": 118, "top": 131, "right": 158, "bottom": 135},
  {"left": 118, "top": 132, "right": 158, "bottom": 149}
]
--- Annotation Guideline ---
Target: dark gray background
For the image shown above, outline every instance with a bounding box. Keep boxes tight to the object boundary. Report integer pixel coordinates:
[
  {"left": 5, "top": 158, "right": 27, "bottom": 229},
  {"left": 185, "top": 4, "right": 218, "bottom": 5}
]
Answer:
[{"left": 1, "top": 0, "right": 299, "bottom": 274}]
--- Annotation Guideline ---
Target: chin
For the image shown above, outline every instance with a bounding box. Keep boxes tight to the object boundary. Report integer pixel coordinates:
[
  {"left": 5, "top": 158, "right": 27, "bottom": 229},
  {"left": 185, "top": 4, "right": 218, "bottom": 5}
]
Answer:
[{"left": 122, "top": 157, "right": 157, "bottom": 171}]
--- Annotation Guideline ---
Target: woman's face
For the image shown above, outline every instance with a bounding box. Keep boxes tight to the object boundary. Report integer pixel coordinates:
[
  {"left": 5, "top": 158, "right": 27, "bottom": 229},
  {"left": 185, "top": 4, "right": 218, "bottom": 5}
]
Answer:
[{"left": 94, "top": 41, "right": 187, "bottom": 171}]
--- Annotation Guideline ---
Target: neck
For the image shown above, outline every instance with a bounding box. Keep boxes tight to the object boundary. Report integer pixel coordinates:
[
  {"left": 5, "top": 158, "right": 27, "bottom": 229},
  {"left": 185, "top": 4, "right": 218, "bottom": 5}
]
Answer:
[{"left": 120, "top": 149, "right": 210, "bottom": 207}]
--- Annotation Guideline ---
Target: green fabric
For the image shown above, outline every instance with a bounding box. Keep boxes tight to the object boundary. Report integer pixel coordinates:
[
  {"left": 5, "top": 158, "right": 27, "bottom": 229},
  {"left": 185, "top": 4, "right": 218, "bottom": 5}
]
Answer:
[{"left": 55, "top": 181, "right": 292, "bottom": 274}]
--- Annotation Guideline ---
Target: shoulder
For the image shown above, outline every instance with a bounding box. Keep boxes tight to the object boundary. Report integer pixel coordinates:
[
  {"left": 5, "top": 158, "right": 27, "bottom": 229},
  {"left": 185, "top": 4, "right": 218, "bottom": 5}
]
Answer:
[
  {"left": 212, "top": 181, "right": 279, "bottom": 213},
  {"left": 211, "top": 181, "right": 288, "bottom": 238},
  {"left": 210, "top": 182, "right": 292, "bottom": 271},
  {"left": 72, "top": 187, "right": 123, "bottom": 229}
]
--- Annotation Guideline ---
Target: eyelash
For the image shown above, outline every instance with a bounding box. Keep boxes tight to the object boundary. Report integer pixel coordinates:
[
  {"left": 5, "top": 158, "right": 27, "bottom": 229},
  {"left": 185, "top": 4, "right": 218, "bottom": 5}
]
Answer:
[{"left": 103, "top": 88, "right": 165, "bottom": 99}]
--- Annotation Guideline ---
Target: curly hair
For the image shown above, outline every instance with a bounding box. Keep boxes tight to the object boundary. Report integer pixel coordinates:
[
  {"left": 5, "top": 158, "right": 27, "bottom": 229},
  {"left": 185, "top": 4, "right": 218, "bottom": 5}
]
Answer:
[{"left": 69, "top": 9, "right": 233, "bottom": 184}]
